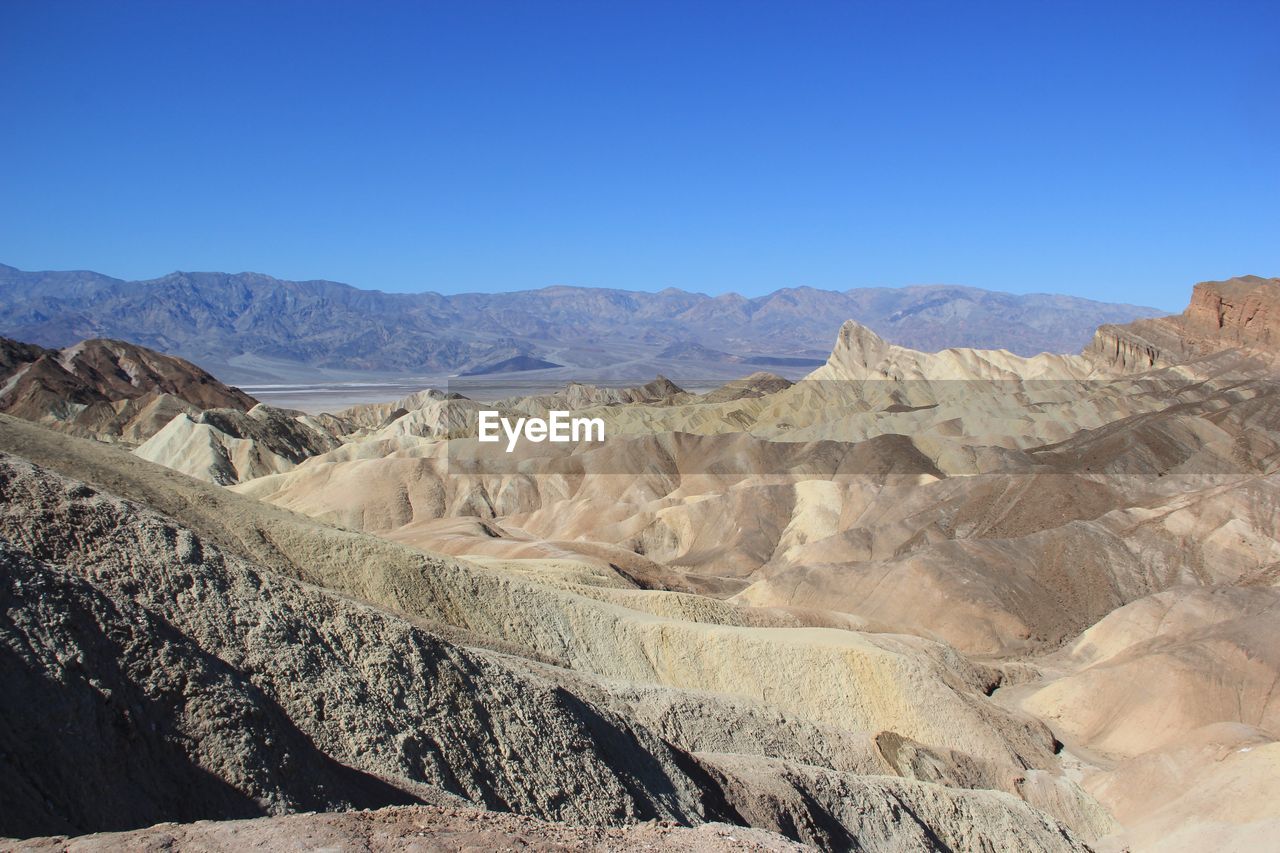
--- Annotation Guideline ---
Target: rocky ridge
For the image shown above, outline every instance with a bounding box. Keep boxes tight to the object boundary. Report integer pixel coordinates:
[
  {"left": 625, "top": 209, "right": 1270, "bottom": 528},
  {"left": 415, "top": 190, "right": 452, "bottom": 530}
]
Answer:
[
  {"left": 133, "top": 404, "right": 344, "bottom": 484},
  {"left": 1086, "top": 276, "right": 1280, "bottom": 372},
  {"left": 0, "top": 336, "right": 256, "bottom": 444}
]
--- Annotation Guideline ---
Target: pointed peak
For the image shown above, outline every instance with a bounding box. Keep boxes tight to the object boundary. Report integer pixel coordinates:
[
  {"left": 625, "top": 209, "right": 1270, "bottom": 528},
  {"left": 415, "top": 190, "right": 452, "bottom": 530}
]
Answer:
[{"left": 836, "top": 319, "right": 887, "bottom": 346}]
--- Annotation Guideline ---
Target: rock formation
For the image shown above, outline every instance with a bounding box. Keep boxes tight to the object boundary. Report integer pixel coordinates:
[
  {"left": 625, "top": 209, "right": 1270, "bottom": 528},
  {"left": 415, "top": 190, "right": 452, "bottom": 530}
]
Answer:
[
  {"left": 0, "top": 336, "right": 256, "bottom": 443},
  {"left": 0, "top": 424, "right": 1095, "bottom": 851},
  {"left": 133, "top": 404, "right": 343, "bottom": 484},
  {"left": 1086, "top": 275, "right": 1280, "bottom": 371},
  {"left": 2, "top": 277, "right": 1278, "bottom": 852},
  {"left": 8, "top": 806, "right": 805, "bottom": 852}
]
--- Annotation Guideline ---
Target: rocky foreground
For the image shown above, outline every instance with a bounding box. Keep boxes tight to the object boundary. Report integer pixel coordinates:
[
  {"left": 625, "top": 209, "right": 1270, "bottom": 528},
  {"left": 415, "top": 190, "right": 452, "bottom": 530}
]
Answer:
[
  {"left": 0, "top": 428, "right": 1093, "bottom": 851},
  {"left": 4, "top": 805, "right": 803, "bottom": 852}
]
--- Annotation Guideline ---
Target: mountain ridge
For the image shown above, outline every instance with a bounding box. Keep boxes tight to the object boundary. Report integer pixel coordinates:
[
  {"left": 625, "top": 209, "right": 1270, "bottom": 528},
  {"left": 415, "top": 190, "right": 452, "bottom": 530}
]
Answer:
[{"left": 0, "top": 263, "right": 1163, "bottom": 382}]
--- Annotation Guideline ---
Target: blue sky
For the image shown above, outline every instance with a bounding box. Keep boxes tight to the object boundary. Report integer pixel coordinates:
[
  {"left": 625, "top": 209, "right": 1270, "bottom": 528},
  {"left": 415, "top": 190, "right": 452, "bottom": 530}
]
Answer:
[{"left": 1, "top": 1, "right": 1276, "bottom": 310}]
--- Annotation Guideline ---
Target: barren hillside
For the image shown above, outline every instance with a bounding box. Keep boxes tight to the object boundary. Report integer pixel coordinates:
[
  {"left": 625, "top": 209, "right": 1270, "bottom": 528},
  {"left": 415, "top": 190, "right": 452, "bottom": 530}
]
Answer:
[{"left": 2, "top": 278, "right": 1278, "bottom": 851}]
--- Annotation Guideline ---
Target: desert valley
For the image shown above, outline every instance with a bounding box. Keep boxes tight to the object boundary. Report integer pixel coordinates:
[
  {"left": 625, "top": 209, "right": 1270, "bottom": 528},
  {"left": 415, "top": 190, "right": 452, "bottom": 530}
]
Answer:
[
  {"left": 1, "top": 272, "right": 1278, "bottom": 851},
  {"left": 6, "top": 2, "right": 1276, "bottom": 848}
]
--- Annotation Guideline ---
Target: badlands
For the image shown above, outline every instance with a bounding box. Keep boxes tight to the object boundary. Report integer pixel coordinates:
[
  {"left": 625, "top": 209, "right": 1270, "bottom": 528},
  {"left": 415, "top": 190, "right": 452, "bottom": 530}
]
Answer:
[{"left": 2, "top": 276, "right": 1279, "bottom": 851}]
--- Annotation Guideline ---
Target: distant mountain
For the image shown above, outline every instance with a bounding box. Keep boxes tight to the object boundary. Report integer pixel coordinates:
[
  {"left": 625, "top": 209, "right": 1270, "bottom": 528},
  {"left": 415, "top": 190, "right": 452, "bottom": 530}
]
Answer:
[
  {"left": 0, "top": 264, "right": 1162, "bottom": 382},
  {"left": 461, "top": 355, "right": 564, "bottom": 376}
]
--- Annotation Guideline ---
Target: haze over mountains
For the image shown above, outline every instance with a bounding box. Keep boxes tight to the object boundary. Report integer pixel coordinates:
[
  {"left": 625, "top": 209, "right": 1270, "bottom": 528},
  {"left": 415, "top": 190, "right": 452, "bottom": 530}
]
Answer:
[{"left": 0, "top": 264, "right": 1161, "bottom": 384}]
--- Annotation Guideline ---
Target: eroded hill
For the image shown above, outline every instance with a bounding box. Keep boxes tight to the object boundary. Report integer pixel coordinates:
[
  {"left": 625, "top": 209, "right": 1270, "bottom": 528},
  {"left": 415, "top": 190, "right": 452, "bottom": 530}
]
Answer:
[{"left": 2, "top": 277, "right": 1279, "bottom": 851}]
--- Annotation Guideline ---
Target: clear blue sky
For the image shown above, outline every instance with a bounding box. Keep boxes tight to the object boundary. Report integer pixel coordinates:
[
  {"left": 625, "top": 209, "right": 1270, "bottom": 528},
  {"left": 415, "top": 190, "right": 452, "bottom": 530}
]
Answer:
[{"left": 2, "top": 1, "right": 1276, "bottom": 310}]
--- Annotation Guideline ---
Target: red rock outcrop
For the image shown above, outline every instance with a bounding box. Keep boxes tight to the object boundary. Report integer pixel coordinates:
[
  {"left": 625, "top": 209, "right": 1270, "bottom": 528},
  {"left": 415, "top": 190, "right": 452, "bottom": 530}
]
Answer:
[
  {"left": 1183, "top": 275, "right": 1280, "bottom": 348},
  {"left": 1085, "top": 276, "right": 1280, "bottom": 372}
]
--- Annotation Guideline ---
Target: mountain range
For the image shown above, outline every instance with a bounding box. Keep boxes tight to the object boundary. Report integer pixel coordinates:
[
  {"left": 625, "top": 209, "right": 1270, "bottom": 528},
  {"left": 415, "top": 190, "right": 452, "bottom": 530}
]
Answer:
[{"left": 0, "top": 264, "right": 1161, "bottom": 383}]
